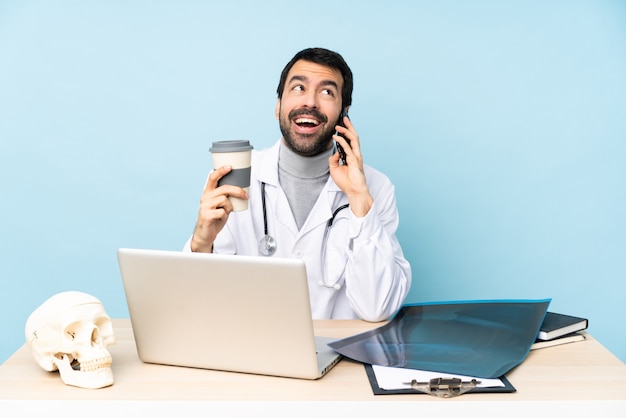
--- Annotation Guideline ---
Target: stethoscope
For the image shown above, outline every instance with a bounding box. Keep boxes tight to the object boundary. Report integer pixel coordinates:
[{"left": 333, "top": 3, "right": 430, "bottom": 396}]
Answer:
[{"left": 258, "top": 182, "right": 350, "bottom": 290}]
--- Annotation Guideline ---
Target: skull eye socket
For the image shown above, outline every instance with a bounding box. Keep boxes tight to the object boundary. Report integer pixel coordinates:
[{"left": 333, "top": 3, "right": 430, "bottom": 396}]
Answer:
[
  {"left": 63, "top": 323, "right": 82, "bottom": 342},
  {"left": 95, "top": 317, "right": 112, "bottom": 332},
  {"left": 94, "top": 317, "right": 115, "bottom": 344},
  {"left": 63, "top": 322, "right": 95, "bottom": 343},
  {"left": 91, "top": 326, "right": 104, "bottom": 344}
]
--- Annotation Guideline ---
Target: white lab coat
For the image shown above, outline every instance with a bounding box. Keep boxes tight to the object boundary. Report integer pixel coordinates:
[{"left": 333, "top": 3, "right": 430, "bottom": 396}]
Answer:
[{"left": 184, "top": 140, "right": 411, "bottom": 322}]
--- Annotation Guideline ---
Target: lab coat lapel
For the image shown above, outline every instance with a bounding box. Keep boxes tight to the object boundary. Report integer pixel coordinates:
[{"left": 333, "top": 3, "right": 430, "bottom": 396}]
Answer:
[
  {"left": 273, "top": 186, "right": 299, "bottom": 235},
  {"left": 255, "top": 142, "right": 299, "bottom": 235},
  {"left": 298, "top": 180, "right": 340, "bottom": 237}
]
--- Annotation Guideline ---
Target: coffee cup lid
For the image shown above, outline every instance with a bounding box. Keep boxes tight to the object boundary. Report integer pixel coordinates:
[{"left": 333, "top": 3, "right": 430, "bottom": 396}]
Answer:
[{"left": 210, "top": 140, "right": 253, "bottom": 152}]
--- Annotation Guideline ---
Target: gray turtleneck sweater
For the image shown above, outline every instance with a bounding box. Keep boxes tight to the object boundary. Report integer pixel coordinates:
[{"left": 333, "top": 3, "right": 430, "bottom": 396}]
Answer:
[{"left": 278, "top": 143, "right": 333, "bottom": 230}]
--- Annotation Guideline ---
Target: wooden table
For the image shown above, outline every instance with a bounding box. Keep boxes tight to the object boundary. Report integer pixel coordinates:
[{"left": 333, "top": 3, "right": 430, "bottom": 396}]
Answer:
[{"left": 1, "top": 319, "right": 625, "bottom": 417}]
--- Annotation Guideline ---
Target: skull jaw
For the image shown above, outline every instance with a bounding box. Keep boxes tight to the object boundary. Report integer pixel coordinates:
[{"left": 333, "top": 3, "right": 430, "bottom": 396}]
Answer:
[{"left": 53, "top": 355, "right": 114, "bottom": 389}]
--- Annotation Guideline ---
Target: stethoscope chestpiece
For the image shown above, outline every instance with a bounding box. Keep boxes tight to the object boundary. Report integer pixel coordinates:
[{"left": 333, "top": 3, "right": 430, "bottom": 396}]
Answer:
[{"left": 258, "top": 234, "right": 277, "bottom": 256}]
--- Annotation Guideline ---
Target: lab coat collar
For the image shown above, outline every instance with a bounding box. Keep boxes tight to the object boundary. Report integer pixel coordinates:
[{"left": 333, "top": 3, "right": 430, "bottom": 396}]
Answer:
[{"left": 254, "top": 140, "right": 281, "bottom": 187}]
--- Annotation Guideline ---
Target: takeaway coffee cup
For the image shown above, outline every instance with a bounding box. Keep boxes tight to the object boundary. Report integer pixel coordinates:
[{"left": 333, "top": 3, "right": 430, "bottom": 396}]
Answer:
[{"left": 210, "top": 140, "right": 253, "bottom": 211}]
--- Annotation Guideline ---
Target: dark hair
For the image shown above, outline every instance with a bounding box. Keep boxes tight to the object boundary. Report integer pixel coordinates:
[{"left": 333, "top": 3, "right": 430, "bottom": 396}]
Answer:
[{"left": 276, "top": 47, "right": 353, "bottom": 108}]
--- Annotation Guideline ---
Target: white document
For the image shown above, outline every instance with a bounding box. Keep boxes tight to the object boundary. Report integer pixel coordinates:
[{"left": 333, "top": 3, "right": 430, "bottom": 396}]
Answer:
[{"left": 372, "top": 365, "right": 505, "bottom": 390}]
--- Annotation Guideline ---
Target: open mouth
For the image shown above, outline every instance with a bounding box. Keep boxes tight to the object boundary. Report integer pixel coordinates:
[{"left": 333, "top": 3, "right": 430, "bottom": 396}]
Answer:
[
  {"left": 293, "top": 116, "right": 322, "bottom": 134},
  {"left": 295, "top": 117, "right": 319, "bottom": 127}
]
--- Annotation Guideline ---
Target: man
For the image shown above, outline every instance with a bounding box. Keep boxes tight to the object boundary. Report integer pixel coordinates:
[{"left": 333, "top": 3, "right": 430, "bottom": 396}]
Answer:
[{"left": 185, "top": 47, "right": 411, "bottom": 322}]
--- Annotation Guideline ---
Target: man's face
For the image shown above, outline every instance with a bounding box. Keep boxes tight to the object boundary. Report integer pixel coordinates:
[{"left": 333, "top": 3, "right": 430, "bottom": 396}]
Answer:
[{"left": 276, "top": 60, "right": 344, "bottom": 157}]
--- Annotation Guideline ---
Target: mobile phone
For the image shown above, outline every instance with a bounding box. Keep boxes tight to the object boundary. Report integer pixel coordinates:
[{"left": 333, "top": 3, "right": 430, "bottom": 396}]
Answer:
[{"left": 335, "top": 108, "right": 350, "bottom": 165}]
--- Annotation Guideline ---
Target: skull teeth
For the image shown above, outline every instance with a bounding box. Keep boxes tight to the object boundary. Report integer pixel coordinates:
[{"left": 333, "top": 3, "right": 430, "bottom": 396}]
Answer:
[{"left": 78, "top": 355, "right": 113, "bottom": 372}]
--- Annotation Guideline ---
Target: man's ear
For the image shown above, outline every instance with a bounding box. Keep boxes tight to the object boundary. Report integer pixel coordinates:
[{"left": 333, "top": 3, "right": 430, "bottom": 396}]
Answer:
[{"left": 275, "top": 100, "right": 280, "bottom": 120}]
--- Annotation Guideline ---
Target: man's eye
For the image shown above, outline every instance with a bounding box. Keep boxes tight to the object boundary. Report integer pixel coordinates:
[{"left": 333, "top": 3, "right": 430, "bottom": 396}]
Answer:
[
  {"left": 292, "top": 85, "right": 304, "bottom": 92},
  {"left": 321, "top": 89, "right": 334, "bottom": 96}
]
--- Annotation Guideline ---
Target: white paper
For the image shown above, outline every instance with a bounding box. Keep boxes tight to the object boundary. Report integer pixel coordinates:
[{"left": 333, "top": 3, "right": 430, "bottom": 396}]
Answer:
[{"left": 372, "top": 365, "right": 505, "bottom": 390}]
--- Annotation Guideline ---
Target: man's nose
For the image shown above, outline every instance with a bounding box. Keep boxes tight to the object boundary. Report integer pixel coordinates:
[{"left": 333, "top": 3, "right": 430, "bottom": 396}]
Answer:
[{"left": 302, "top": 90, "right": 319, "bottom": 108}]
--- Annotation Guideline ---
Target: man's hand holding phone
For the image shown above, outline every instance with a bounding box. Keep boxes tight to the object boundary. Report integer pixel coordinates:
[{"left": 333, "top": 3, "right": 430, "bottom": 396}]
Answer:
[{"left": 330, "top": 110, "right": 374, "bottom": 218}]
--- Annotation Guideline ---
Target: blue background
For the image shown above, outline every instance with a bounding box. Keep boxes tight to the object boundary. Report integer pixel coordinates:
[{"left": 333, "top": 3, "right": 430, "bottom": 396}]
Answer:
[{"left": 1, "top": 1, "right": 625, "bottom": 364}]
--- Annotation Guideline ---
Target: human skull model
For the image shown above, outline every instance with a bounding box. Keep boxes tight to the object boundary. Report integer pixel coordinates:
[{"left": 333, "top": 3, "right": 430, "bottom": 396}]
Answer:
[{"left": 25, "top": 291, "right": 116, "bottom": 389}]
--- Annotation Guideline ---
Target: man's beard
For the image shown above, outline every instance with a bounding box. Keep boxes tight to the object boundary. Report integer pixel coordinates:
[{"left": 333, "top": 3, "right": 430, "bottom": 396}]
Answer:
[{"left": 279, "top": 107, "right": 336, "bottom": 157}]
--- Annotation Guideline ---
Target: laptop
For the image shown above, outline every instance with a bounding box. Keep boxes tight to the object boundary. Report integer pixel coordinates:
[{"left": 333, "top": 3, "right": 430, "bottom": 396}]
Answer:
[{"left": 117, "top": 248, "right": 342, "bottom": 380}]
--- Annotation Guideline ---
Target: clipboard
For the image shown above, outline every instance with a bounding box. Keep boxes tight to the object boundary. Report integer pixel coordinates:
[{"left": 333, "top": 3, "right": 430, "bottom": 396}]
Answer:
[{"left": 364, "top": 364, "right": 516, "bottom": 396}]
